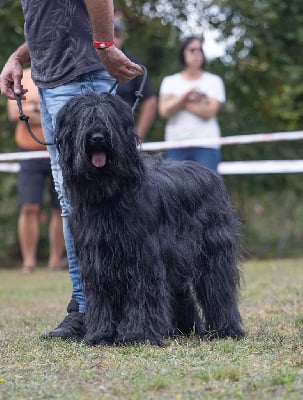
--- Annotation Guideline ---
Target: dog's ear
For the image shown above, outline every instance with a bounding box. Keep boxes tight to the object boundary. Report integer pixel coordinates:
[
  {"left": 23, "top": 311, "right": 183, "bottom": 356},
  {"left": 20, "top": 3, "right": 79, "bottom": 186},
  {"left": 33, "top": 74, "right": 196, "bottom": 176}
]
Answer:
[
  {"left": 54, "top": 108, "right": 66, "bottom": 152},
  {"left": 55, "top": 101, "right": 76, "bottom": 154},
  {"left": 56, "top": 95, "right": 86, "bottom": 142},
  {"left": 107, "top": 94, "right": 138, "bottom": 138}
]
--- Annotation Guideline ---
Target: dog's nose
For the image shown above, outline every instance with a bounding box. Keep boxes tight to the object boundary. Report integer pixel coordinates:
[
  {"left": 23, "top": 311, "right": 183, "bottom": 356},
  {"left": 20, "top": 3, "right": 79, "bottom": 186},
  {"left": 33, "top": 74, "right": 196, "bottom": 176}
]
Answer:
[{"left": 91, "top": 132, "right": 105, "bottom": 143}]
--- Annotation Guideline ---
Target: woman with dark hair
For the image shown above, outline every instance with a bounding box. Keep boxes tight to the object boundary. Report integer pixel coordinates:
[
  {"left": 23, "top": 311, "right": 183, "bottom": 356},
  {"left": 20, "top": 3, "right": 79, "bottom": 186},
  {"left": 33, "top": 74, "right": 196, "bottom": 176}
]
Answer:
[{"left": 158, "top": 36, "right": 225, "bottom": 171}]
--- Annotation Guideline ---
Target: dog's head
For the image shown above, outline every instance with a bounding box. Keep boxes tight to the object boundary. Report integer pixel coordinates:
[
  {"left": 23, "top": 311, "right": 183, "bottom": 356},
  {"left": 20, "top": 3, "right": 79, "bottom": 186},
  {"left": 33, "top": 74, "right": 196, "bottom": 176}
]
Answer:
[{"left": 55, "top": 92, "right": 143, "bottom": 201}]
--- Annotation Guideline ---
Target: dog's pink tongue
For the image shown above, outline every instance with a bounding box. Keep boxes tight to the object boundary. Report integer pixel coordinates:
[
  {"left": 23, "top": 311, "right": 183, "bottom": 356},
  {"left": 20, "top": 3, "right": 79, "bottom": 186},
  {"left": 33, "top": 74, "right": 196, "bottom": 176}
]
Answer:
[{"left": 92, "top": 152, "right": 106, "bottom": 167}]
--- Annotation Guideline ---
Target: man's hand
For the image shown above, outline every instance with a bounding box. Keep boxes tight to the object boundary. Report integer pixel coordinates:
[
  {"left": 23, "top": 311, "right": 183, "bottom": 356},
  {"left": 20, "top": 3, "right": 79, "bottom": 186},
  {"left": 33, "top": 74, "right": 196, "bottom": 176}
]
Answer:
[
  {"left": 0, "top": 56, "right": 27, "bottom": 99},
  {"left": 0, "top": 44, "right": 30, "bottom": 99},
  {"left": 97, "top": 45, "right": 143, "bottom": 82}
]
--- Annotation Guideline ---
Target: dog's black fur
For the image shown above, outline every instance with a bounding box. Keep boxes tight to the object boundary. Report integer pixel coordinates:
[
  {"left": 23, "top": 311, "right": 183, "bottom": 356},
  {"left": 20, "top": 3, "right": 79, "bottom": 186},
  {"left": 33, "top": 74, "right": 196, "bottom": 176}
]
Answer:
[{"left": 55, "top": 92, "right": 245, "bottom": 346}]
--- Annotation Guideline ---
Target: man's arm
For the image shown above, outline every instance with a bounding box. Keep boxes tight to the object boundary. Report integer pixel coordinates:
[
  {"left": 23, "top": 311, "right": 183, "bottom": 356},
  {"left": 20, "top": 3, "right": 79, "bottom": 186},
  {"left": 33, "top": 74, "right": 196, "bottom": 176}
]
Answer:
[
  {"left": 84, "top": 0, "right": 143, "bottom": 81},
  {"left": 0, "top": 43, "right": 30, "bottom": 99}
]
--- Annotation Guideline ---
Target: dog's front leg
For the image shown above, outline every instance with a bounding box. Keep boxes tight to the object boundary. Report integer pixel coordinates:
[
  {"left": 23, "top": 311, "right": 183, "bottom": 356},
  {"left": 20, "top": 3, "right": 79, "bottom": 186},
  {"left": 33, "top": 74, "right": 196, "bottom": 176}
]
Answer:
[
  {"left": 115, "top": 271, "right": 173, "bottom": 346},
  {"left": 84, "top": 292, "right": 117, "bottom": 346}
]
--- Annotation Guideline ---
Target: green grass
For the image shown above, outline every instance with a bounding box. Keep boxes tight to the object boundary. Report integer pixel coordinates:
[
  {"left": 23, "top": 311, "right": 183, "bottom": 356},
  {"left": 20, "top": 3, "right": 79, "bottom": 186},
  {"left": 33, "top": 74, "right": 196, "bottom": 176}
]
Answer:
[{"left": 0, "top": 259, "right": 303, "bottom": 399}]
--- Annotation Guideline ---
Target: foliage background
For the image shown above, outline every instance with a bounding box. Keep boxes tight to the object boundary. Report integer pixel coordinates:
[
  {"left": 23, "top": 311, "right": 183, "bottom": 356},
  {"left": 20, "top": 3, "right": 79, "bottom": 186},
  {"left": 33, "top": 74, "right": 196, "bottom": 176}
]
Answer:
[{"left": 0, "top": 0, "right": 303, "bottom": 264}]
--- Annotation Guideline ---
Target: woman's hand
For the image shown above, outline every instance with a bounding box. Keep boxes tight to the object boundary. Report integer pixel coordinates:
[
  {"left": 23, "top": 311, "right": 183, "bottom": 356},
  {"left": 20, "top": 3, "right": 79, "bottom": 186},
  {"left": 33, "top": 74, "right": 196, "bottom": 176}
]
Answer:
[{"left": 185, "top": 90, "right": 207, "bottom": 103}]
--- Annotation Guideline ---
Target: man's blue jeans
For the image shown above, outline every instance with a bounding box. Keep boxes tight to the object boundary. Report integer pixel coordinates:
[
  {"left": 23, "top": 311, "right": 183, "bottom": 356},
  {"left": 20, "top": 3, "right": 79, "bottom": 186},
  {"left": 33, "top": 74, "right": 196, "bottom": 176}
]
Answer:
[{"left": 39, "top": 69, "right": 115, "bottom": 313}]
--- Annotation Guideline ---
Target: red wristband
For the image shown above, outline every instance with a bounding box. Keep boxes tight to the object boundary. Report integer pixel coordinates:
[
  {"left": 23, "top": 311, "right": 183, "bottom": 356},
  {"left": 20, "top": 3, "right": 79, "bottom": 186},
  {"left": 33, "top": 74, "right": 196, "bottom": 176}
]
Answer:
[{"left": 93, "top": 40, "right": 114, "bottom": 50}]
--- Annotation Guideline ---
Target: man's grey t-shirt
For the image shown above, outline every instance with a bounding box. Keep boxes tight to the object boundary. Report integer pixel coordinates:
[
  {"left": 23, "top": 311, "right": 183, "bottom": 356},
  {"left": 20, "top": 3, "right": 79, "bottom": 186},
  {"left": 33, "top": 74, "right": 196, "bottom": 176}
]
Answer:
[{"left": 21, "top": 0, "right": 104, "bottom": 88}]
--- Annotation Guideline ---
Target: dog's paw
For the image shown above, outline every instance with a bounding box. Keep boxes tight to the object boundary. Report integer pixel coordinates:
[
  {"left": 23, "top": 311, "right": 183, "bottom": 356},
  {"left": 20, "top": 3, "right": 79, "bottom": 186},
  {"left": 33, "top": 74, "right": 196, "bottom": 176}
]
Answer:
[
  {"left": 199, "top": 326, "right": 245, "bottom": 340},
  {"left": 223, "top": 326, "right": 245, "bottom": 340},
  {"left": 85, "top": 339, "right": 110, "bottom": 347},
  {"left": 84, "top": 334, "right": 114, "bottom": 347},
  {"left": 115, "top": 335, "right": 165, "bottom": 347}
]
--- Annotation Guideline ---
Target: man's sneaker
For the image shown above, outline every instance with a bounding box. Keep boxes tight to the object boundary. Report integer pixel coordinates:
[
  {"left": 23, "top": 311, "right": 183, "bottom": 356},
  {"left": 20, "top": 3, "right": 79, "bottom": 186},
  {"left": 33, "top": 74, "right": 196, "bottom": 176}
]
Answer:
[{"left": 40, "top": 298, "right": 85, "bottom": 341}]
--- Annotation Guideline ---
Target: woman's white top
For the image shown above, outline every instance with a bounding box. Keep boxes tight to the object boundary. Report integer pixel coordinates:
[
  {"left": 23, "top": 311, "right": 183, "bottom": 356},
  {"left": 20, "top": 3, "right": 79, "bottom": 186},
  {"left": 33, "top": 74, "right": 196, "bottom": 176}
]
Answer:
[{"left": 159, "top": 72, "right": 226, "bottom": 148}]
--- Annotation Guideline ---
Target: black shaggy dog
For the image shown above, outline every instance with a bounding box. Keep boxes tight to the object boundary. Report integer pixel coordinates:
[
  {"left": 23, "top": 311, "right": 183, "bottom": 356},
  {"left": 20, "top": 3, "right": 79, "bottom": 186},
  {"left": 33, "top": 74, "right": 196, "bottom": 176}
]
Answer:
[{"left": 55, "top": 92, "right": 245, "bottom": 346}]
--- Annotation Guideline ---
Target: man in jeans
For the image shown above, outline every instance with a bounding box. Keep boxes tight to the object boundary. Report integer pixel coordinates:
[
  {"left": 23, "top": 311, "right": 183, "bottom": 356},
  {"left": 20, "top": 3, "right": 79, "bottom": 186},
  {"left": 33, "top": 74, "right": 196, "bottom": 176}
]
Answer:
[{"left": 0, "top": 0, "right": 143, "bottom": 341}]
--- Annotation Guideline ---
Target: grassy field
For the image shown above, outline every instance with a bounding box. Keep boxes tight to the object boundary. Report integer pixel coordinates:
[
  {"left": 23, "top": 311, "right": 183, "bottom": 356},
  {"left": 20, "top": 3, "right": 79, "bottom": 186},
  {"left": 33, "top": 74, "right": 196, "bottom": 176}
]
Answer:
[{"left": 0, "top": 259, "right": 302, "bottom": 400}]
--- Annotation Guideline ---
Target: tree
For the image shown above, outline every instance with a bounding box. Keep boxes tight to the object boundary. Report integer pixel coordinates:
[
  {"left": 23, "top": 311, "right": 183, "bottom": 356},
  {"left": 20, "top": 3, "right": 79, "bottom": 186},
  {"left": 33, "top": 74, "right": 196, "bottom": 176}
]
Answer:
[
  {"left": 203, "top": 0, "right": 303, "bottom": 194},
  {"left": 208, "top": 0, "right": 303, "bottom": 131},
  {"left": 0, "top": 0, "right": 24, "bottom": 150}
]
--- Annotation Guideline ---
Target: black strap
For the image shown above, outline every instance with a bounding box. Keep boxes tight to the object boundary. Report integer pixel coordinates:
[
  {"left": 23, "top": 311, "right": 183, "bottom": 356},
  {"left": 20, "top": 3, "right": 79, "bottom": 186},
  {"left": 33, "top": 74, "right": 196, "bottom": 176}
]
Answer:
[
  {"left": 108, "top": 64, "right": 147, "bottom": 114},
  {"left": 131, "top": 65, "right": 147, "bottom": 114},
  {"left": 14, "top": 92, "right": 54, "bottom": 146},
  {"left": 15, "top": 64, "right": 148, "bottom": 146}
]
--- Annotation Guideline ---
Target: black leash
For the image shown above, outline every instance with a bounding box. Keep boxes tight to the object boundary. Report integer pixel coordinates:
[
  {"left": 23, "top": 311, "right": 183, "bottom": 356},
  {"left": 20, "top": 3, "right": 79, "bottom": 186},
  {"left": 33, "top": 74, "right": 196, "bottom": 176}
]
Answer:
[
  {"left": 14, "top": 64, "right": 148, "bottom": 146},
  {"left": 14, "top": 91, "right": 54, "bottom": 146}
]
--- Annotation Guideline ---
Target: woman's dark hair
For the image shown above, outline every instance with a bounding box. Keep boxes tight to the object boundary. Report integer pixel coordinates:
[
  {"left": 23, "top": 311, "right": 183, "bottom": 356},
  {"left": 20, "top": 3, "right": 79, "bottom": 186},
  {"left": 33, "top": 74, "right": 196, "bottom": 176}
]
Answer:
[{"left": 178, "top": 36, "right": 205, "bottom": 68}]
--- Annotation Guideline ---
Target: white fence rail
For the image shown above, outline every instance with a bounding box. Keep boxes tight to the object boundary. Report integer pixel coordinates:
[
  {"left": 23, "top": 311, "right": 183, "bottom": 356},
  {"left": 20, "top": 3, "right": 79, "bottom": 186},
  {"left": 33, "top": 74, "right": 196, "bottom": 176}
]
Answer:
[{"left": 1, "top": 130, "right": 303, "bottom": 175}]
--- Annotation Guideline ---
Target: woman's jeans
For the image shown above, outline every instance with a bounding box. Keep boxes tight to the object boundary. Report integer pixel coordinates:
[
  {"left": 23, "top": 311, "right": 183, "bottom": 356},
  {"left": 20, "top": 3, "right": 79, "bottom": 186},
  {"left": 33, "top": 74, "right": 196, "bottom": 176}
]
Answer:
[
  {"left": 166, "top": 147, "right": 221, "bottom": 172},
  {"left": 39, "top": 70, "right": 115, "bottom": 313}
]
